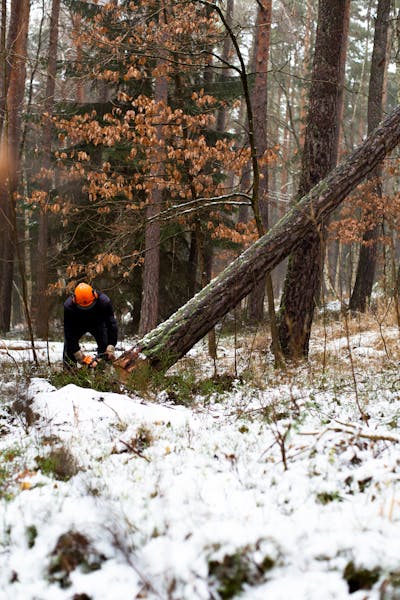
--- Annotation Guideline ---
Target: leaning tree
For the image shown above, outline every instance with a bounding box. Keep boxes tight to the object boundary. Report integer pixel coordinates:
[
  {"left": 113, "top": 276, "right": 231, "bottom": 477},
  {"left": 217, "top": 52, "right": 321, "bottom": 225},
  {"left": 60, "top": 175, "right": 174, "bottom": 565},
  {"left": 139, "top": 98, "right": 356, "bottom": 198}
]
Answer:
[{"left": 114, "top": 104, "right": 400, "bottom": 374}]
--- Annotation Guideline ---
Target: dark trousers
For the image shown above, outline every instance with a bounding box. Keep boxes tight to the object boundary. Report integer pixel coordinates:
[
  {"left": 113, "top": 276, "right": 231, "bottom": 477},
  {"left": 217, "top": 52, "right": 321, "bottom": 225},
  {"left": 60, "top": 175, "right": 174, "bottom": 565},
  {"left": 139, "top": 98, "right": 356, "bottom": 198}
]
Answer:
[{"left": 63, "top": 322, "right": 109, "bottom": 367}]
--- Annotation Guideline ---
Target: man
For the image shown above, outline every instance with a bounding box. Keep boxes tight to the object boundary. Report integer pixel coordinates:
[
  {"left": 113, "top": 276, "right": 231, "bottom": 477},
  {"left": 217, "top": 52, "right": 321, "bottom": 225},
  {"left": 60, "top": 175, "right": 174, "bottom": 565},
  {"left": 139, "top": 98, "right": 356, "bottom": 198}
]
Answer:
[{"left": 63, "top": 282, "right": 118, "bottom": 369}]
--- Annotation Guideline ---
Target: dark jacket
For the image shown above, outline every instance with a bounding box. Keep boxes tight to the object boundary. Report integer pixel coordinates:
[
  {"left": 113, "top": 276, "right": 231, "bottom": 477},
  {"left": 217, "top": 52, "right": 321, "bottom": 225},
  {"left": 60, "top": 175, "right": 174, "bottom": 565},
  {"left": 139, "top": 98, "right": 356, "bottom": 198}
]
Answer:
[{"left": 63, "top": 291, "right": 118, "bottom": 357}]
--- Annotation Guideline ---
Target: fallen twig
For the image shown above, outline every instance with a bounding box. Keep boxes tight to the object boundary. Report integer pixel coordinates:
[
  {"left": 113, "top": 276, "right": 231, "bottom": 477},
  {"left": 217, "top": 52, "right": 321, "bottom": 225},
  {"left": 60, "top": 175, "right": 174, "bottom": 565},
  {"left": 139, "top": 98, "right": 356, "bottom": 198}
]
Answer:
[
  {"left": 298, "top": 426, "right": 400, "bottom": 444},
  {"left": 119, "top": 438, "right": 151, "bottom": 462}
]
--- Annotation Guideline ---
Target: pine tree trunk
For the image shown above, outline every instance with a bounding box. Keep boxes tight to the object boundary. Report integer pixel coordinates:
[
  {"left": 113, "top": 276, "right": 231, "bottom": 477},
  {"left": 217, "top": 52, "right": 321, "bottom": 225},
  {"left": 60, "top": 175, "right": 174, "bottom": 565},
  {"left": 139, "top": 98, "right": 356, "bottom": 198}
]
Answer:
[
  {"left": 277, "top": 0, "right": 350, "bottom": 360},
  {"left": 349, "top": 0, "right": 391, "bottom": 313},
  {"left": 298, "top": 0, "right": 314, "bottom": 149},
  {"left": 349, "top": 223, "right": 381, "bottom": 312},
  {"left": 0, "top": 0, "right": 6, "bottom": 292},
  {"left": 138, "top": 8, "right": 168, "bottom": 336},
  {"left": 35, "top": 0, "right": 61, "bottom": 338},
  {"left": 138, "top": 191, "right": 162, "bottom": 335},
  {"left": 0, "top": 0, "right": 6, "bottom": 142},
  {"left": 215, "top": 0, "right": 233, "bottom": 133},
  {"left": 115, "top": 103, "right": 400, "bottom": 373},
  {"left": 0, "top": 0, "right": 30, "bottom": 333},
  {"left": 204, "top": 0, "right": 234, "bottom": 357},
  {"left": 71, "top": 14, "right": 85, "bottom": 104},
  {"left": 248, "top": 0, "right": 272, "bottom": 323}
]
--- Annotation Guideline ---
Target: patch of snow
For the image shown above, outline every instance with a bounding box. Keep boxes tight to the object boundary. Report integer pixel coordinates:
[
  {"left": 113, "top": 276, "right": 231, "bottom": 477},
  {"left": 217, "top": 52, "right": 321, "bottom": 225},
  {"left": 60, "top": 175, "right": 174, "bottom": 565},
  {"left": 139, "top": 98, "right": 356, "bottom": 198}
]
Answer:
[{"left": 1, "top": 327, "right": 400, "bottom": 598}]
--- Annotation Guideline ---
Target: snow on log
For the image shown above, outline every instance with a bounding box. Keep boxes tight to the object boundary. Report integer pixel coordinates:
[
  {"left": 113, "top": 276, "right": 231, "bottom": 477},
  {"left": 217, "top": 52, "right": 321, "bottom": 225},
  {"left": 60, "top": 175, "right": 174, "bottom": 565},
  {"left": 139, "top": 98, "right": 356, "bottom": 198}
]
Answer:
[{"left": 115, "top": 105, "right": 400, "bottom": 373}]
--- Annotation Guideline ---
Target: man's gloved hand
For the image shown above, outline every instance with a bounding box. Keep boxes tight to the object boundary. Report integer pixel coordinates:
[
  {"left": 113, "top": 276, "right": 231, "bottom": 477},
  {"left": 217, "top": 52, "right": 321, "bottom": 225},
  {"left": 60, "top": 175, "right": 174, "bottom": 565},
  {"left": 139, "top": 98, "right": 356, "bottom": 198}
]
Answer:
[
  {"left": 73, "top": 350, "right": 84, "bottom": 364},
  {"left": 73, "top": 350, "right": 98, "bottom": 368},
  {"left": 104, "top": 345, "right": 116, "bottom": 361}
]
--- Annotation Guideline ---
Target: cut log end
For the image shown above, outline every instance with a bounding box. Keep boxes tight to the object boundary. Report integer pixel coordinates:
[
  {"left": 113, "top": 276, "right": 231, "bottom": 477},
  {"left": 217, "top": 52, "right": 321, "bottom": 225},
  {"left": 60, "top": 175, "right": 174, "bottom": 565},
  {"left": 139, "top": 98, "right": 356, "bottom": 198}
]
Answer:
[{"left": 114, "top": 347, "right": 150, "bottom": 379}]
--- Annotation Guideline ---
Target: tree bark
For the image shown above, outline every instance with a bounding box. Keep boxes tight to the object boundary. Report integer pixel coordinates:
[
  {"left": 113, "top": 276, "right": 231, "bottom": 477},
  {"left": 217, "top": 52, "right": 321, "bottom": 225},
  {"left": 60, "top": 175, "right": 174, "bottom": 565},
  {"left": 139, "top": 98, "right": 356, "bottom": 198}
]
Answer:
[
  {"left": 277, "top": 0, "right": 350, "bottom": 359},
  {"left": 138, "top": 6, "right": 168, "bottom": 336},
  {"left": 215, "top": 0, "right": 233, "bottom": 133},
  {"left": 0, "top": 0, "right": 30, "bottom": 332},
  {"left": 35, "top": 0, "right": 61, "bottom": 338},
  {"left": 115, "top": 103, "right": 400, "bottom": 373},
  {"left": 248, "top": 0, "right": 272, "bottom": 323},
  {"left": 0, "top": 0, "right": 6, "bottom": 291},
  {"left": 203, "top": 0, "right": 234, "bottom": 358},
  {"left": 349, "top": 0, "right": 390, "bottom": 313},
  {"left": 298, "top": 0, "right": 314, "bottom": 149}
]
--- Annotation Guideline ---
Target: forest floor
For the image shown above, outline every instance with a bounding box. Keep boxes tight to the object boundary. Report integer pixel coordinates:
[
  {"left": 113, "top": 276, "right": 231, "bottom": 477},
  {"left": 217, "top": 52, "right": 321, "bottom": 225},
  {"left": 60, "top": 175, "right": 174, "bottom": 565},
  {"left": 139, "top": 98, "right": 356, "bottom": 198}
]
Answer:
[{"left": 1, "top": 303, "right": 400, "bottom": 599}]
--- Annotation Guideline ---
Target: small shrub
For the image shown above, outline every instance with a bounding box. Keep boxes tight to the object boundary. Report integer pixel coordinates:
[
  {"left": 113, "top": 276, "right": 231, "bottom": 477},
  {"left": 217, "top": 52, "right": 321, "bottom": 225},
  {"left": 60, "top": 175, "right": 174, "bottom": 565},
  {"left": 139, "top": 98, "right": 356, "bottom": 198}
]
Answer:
[
  {"left": 117, "top": 425, "right": 154, "bottom": 456},
  {"left": 343, "top": 561, "right": 381, "bottom": 593},
  {"left": 2, "top": 445, "right": 21, "bottom": 462},
  {"left": 48, "top": 530, "right": 106, "bottom": 588},
  {"left": 196, "top": 374, "right": 236, "bottom": 399},
  {"left": 315, "top": 491, "right": 343, "bottom": 505},
  {"left": 380, "top": 570, "right": 400, "bottom": 598},
  {"left": 26, "top": 525, "right": 38, "bottom": 549},
  {"left": 0, "top": 364, "right": 45, "bottom": 432},
  {"left": 261, "top": 406, "right": 291, "bottom": 423},
  {"left": 0, "top": 446, "right": 23, "bottom": 501},
  {"left": 11, "top": 398, "right": 39, "bottom": 430},
  {"left": 126, "top": 365, "right": 236, "bottom": 405},
  {"left": 155, "top": 372, "right": 236, "bottom": 406},
  {"left": 35, "top": 445, "right": 80, "bottom": 481},
  {"left": 132, "top": 425, "right": 154, "bottom": 452},
  {"left": 358, "top": 477, "right": 373, "bottom": 493},
  {"left": 158, "top": 372, "right": 197, "bottom": 406},
  {"left": 125, "top": 361, "right": 157, "bottom": 396},
  {"left": 208, "top": 546, "right": 275, "bottom": 599},
  {"left": 50, "top": 367, "right": 122, "bottom": 394},
  {"left": 209, "top": 552, "right": 252, "bottom": 599},
  {"left": 0, "top": 465, "right": 12, "bottom": 500}
]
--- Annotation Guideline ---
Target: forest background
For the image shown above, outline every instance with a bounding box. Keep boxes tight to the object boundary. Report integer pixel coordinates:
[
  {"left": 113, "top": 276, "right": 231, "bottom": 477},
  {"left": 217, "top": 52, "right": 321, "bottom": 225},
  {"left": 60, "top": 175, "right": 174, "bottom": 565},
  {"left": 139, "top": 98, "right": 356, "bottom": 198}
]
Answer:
[{"left": 1, "top": 0, "right": 400, "bottom": 365}]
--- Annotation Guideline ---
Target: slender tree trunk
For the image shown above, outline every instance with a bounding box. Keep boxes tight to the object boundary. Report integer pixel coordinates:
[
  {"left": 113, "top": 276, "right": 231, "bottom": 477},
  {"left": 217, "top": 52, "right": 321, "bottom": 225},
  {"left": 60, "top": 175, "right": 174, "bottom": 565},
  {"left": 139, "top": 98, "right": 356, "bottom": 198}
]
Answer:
[
  {"left": 71, "top": 13, "right": 85, "bottom": 104},
  {"left": 139, "top": 184, "right": 163, "bottom": 335},
  {"left": 215, "top": 0, "right": 233, "bottom": 133},
  {"left": 204, "top": 0, "right": 234, "bottom": 358},
  {"left": 34, "top": 0, "right": 61, "bottom": 338},
  {"left": 299, "top": 0, "right": 314, "bottom": 149},
  {"left": 349, "top": 0, "right": 391, "bottom": 313},
  {"left": 277, "top": 0, "right": 350, "bottom": 360},
  {"left": 236, "top": 96, "right": 251, "bottom": 227},
  {"left": 0, "top": 0, "right": 5, "bottom": 142},
  {"left": 280, "top": 93, "right": 291, "bottom": 203},
  {"left": 326, "top": 237, "right": 340, "bottom": 293},
  {"left": 0, "top": 0, "right": 6, "bottom": 290},
  {"left": 138, "top": 8, "right": 168, "bottom": 336},
  {"left": 188, "top": 227, "right": 199, "bottom": 299},
  {"left": 246, "top": 0, "right": 283, "bottom": 363},
  {"left": 248, "top": 0, "right": 272, "bottom": 323},
  {"left": 0, "top": 0, "right": 30, "bottom": 332},
  {"left": 115, "top": 103, "right": 400, "bottom": 373}
]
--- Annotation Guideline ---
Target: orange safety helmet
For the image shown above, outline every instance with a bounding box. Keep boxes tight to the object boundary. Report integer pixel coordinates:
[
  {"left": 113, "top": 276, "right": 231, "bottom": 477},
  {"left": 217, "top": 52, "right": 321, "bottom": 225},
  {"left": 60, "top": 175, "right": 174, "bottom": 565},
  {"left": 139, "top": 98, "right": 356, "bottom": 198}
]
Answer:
[{"left": 73, "top": 283, "right": 98, "bottom": 309}]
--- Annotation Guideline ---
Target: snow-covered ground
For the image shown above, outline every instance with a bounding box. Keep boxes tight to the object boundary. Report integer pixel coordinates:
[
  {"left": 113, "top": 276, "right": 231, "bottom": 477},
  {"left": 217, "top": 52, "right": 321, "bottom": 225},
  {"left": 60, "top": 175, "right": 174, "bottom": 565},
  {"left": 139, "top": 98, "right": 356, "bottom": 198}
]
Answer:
[{"left": 1, "top": 320, "right": 400, "bottom": 599}]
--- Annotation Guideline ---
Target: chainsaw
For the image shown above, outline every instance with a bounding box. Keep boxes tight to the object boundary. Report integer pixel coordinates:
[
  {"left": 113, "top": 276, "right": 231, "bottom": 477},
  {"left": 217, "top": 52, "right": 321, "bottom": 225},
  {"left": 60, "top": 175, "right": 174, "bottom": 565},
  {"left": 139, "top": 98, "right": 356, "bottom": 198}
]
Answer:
[{"left": 81, "top": 352, "right": 113, "bottom": 369}]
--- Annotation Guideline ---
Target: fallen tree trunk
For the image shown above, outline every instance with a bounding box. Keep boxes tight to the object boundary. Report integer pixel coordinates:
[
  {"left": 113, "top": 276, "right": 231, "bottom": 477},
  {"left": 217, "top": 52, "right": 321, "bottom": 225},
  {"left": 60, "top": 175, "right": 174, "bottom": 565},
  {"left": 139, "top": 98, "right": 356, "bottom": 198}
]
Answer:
[{"left": 115, "top": 105, "right": 400, "bottom": 373}]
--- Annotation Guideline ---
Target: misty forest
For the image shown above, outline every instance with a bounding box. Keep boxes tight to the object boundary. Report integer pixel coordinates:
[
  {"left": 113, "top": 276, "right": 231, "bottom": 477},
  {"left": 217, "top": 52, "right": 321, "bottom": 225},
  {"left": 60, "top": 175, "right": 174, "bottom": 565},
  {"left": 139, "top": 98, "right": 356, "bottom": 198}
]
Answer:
[{"left": 2, "top": 1, "right": 400, "bottom": 599}]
